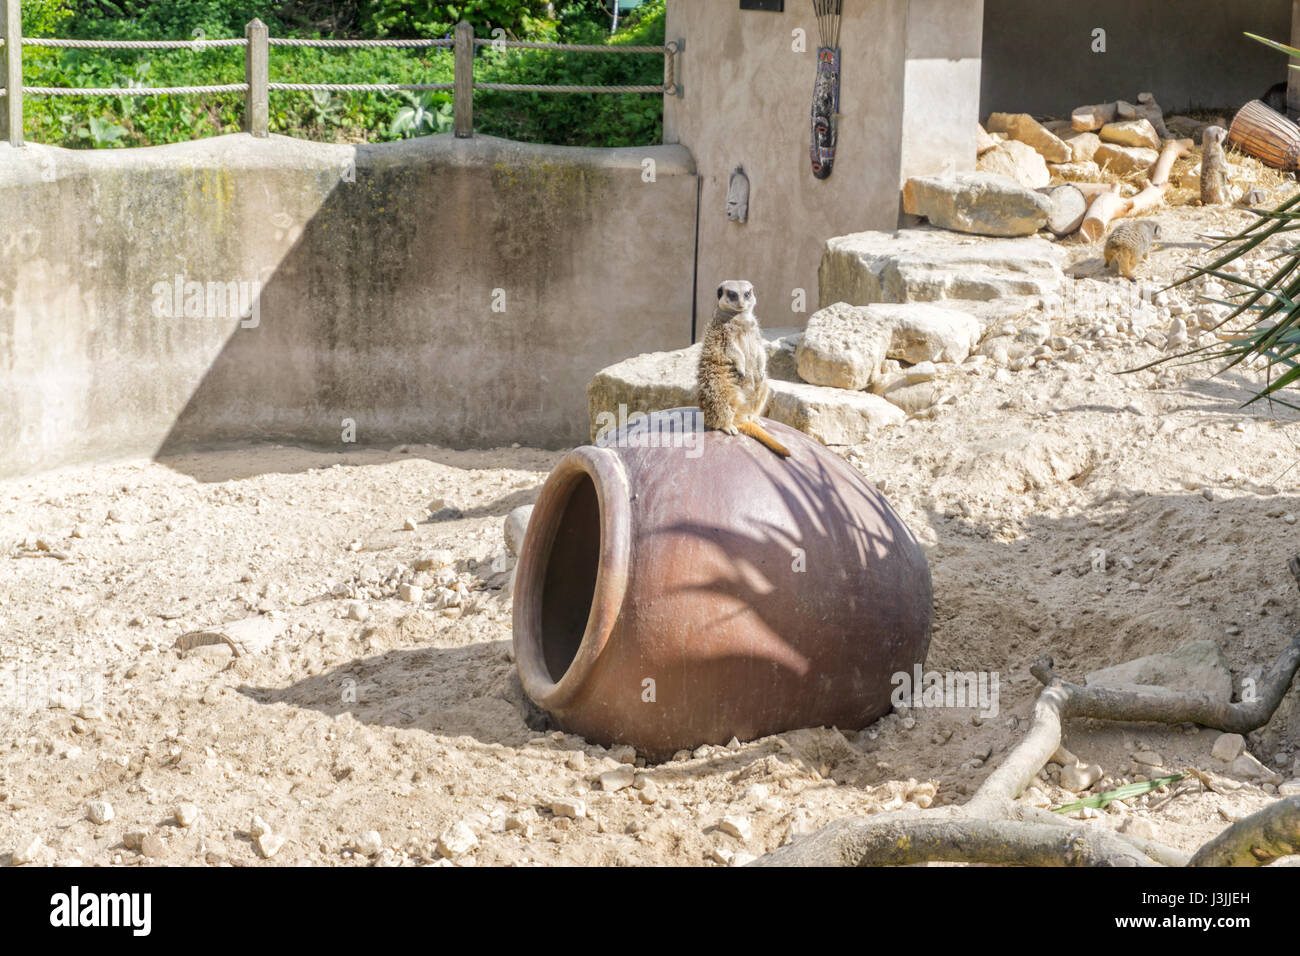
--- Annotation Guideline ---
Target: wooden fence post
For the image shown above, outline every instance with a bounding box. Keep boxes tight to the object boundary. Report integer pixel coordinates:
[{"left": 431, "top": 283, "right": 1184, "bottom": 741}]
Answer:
[
  {"left": 454, "top": 20, "right": 473, "bottom": 138},
  {"left": 245, "top": 18, "right": 269, "bottom": 137},
  {"left": 1, "top": 0, "right": 22, "bottom": 146}
]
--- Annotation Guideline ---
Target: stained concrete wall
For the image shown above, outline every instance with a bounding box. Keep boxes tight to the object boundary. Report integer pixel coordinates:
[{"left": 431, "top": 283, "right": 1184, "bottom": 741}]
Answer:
[
  {"left": 663, "top": 0, "right": 983, "bottom": 336},
  {"left": 981, "top": 0, "right": 1294, "bottom": 118},
  {"left": 0, "top": 133, "right": 697, "bottom": 478}
]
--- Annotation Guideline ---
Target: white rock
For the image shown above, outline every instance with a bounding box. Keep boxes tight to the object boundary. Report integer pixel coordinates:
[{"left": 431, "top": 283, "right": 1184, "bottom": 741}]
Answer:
[
  {"left": 599, "top": 767, "right": 636, "bottom": 792},
  {"left": 345, "top": 601, "right": 370, "bottom": 622},
  {"left": 355, "top": 830, "right": 383, "bottom": 856},
  {"left": 249, "top": 814, "right": 271, "bottom": 838},
  {"left": 1212, "top": 733, "right": 1245, "bottom": 763},
  {"left": 398, "top": 583, "right": 423, "bottom": 604},
  {"left": 1059, "top": 763, "right": 1103, "bottom": 793},
  {"left": 796, "top": 302, "right": 893, "bottom": 390},
  {"left": 173, "top": 803, "right": 200, "bottom": 828},
  {"left": 550, "top": 797, "right": 586, "bottom": 819},
  {"left": 1120, "top": 816, "right": 1160, "bottom": 841},
  {"left": 255, "top": 832, "right": 285, "bottom": 859},
  {"left": 437, "top": 821, "right": 479, "bottom": 859},
  {"left": 718, "top": 815, "right": 753, "bottom": 842},
  {"left": 87, "top": 800, "right": 114, "bottom": 825},
  {"left": 12, "top": 834, "right": 43, "bottom": 865}
]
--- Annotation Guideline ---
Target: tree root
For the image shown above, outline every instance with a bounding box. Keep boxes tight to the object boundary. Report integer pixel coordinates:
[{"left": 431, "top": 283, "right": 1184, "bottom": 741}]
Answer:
[
  {"left": 751, "top": 622, "right": 1300, "bottom": 867},
  {"left": 1188, "top": 796, "right": 1300, "bottom": 867}
]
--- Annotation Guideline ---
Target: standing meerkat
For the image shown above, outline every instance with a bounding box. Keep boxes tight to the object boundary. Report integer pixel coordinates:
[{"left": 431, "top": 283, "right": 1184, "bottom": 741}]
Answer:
[
  {"left": 1104, "top": 220, "right": 1162, "bottom": 281},
  {"left": 1201, "top": 125, "right": 1230, "bottom": 206},
  {"left": 696, "top": 280, "right": 791, "bottom": 458}
]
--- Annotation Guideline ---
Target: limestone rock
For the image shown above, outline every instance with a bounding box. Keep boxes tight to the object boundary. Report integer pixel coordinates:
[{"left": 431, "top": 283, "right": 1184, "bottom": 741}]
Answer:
[
  {"left": 1094, "top": 143, "right": 1159, "bottom": 177},
  {"left": 1060, "top": 763, "right": 1102, "bottom": 793},
  {"left": 1049, "top": 160, "right": 1101, "bottom": 182},
  {"left": 549, "top": 796, "right": 587, "bottom": 819},
  {"left": 986, "top": 112, "right": 1072, "bottom": 163},
  {"left": 1100, "top": 118, "right": 1161, "bottom": 150},
  {"left": 1212, "top": 733, "right": 1246, "bottom": 763},
  {"left": 599, "top": 766, "right": 636, "bottom": 792},
  {"left": 12, "top": 834, "right": 43, "bottom": 865},
  {"left": 87, "top": 800, "right": 114, "bottom": 825},
  {"left": 820, "top": 229, "right": 1066, "bottom": 306},
  {"left": 355, "top": 830, "right": 384, "bottom": 856},
  {"left": 976, "top": 141, "right": 1052, "bottom": 191},
  {"left": 1036, "top": 184, "right": 1088, "bottom": 237},
  {"left": 906, "top": 170, "right": 1050, "bottom": 236},
  {"left": 437, "top": 821, "right": 479, "bottom": 859},
  {"left": 881, "top": 304, "right": 981, "bottom": 364},
  {"left": 1060, "top": 130, "right": 1102, "bottom": 163},
  {"left": 1085, "top": 640, "right": 1233, "bottom": 705},
  {"left": 879, "top": 379, "right": 939, "bottom": 415},
  {"left": 763, "top": 328, "right": 804, "bottom": 383},
  {"left": 796, "top": 302, "right": 892, "bottom": 390},
  {"left": 766, "top": 380, "right": 905, "bottom": 445},
  {"left": 976, "top": 123, "right": 999, "bottom": 156}
]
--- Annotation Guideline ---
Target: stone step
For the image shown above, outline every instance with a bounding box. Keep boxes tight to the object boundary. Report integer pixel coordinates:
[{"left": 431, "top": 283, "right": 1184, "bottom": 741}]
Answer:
[
  {"left": 819, "top": 227, "right": 1066, "bottom": 307},
  {"left": 587, "top": 333, "right": 903, "bottom": 447}
]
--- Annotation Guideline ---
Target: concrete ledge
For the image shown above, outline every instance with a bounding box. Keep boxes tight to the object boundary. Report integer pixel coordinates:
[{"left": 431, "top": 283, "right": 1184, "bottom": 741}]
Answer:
[{"left": 0, "top": 133, "right": 698, "bottom": 477}]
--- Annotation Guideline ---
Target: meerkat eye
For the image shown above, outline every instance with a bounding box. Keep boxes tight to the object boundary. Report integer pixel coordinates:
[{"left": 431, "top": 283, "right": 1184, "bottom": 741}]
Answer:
[{"left": 744, "top": 290, "right": 752, "bottom": 299}]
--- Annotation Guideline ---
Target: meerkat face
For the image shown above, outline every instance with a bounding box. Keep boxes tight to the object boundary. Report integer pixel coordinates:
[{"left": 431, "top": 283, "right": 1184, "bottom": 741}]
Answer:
[
  {"left": 716, "top": 280, "right": 756, "bottom": 313},
  {"left": 1204, "top": 125, "right": 1227, "bottom": 146},
  {"left": 1149, "top": 223, "right": 1162, "bottom": 241}
]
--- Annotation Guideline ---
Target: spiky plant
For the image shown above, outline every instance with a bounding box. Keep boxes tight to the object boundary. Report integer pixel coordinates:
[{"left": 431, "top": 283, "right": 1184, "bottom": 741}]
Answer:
[{"left": 1138, "top": 33, "right": 1300, "bottom": 407}]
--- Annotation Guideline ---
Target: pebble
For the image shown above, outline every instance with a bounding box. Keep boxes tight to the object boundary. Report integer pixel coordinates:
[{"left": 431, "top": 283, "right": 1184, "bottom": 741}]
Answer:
[
  {"left": 550, "top": 797, "right": 586, "bottom": 819},
  {"left": 345, "top": 601, "right": 370, "bottom": 622},
  {"left": 355, "top": 830, "right": 383, "bottom": 856},
  {"left": 249, "top": 814, "right": 271, "bottom": 838},
  {"left": 1120, "top": 816, "right": 1159, "bottom": 841},
  {"left": 255, "top": 832, "right": 285, "bottom": 859},
  {"left": 403, "top": 518, "right": 418, "bottom": 531},
  {"left": 599, "top": 767, "right": 635, "bottom": 792},
  {"left": 1212, "top": 732, "right": 1245, "bottom": 763},
  {"left": 123, "top": 830, "right": 148, "bottom": 851},
  {"left": 414, "top": 549, "right": 455, "bottom": 571},
  {"left": 730, "top": 852, "right": 757, "bottom": 867},
  {"left": 1060, "top": 763, "right": 1103, "bottom": 793},
  {"left": 140, "top": 834, "right": 166, "bottom": 858},
  {"left": 437, "top": 822, "right": 479, "bottom": 859},
  {"left": 1131, "top": 751, "right": 1163, "bottom": 767},
  {"left": 87, "top": 800, "right": 114, "bottom": 825},
  {"left": 1278, "top": 779, "right": 1300, "bottom": 796},
  {"left": 718, "top": 815, "right": 753, "bottom": 842},
  {"left": 12, "top": 834, "right": 43, "bottom": 865},
  {"left": 174, "top": 803, "right": 200, "bottom": 827},
  {"left": 398, "top": 583, "right": 423, "bottom": 604},
  {"left": 637, "top": 780, "right": 659, "bottom": 804}
]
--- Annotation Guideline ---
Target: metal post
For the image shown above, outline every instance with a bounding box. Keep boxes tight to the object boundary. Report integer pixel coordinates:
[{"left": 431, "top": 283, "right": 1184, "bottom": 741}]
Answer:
[
  {"left": 1, "top": 0, "right": 23, "bottom": 146},
  {"left": 454, "top": 20, "right": 473, "bottom": 138},
  {"left": 244, "top": 18, "right": 268, "bottom": 137}
]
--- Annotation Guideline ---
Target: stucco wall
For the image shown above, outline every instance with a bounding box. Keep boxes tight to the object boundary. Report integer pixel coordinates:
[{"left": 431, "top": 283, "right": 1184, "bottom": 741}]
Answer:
[
  {"left": 0, "top": 133, "right": 697, "bottom": 478},
  {"left": 663, "top": 0, "right": 983, "bottom": 336},
  {"left": 981, "top": 0, "right": 1294, "bottom": 118}
]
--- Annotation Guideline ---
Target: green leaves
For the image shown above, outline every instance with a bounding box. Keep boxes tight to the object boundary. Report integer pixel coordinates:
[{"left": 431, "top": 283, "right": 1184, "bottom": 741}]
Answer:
[{"left": 1052, "top": 773, "right": 1185, "bottom": 814}]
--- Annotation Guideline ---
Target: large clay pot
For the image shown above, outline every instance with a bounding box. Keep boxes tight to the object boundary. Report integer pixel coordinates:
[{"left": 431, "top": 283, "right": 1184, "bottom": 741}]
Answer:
[{"left": 512, "top": 408, "right": 932, "bottom": 760}]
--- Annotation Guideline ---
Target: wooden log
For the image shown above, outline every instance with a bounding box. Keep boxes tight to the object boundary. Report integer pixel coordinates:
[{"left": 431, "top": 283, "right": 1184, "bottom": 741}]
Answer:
[
  {"left": 1071, "top": 181, "right": 1122, "bottom": 201},
  {"left": 1080, "top": 186, "right": 1127, "bottom": 242},
  {"left": 1124, "top": 182, "right": 1170, "bottom": 217},
  {"left": 1149, "top": 138, "right": 1193, "bottom": 186},
  {"left": 1072, "top": 102, "right": 1118, "bottom": 131}
]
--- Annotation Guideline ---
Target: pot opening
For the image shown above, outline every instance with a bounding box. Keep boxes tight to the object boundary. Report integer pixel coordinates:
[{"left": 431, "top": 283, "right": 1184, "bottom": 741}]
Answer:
[{"left": 540, "top": 472, "right": 602, "bottom": 682}]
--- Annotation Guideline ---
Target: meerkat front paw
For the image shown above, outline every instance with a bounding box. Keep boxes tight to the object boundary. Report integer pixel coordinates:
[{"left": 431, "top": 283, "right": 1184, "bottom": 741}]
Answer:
[{"left": 723, "top": 425, "right": 739, "bottom": 436}]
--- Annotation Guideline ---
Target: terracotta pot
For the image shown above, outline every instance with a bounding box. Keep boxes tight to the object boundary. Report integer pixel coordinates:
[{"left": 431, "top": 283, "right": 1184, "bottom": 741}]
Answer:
[{"left": 512, "top": 408, "right": 932, "bottom": 760}]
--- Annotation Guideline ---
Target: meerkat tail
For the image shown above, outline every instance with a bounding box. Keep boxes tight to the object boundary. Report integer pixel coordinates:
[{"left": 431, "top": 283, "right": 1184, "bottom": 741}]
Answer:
[{"left": 737, "top": 421, "right": 791, "bottom": 458}]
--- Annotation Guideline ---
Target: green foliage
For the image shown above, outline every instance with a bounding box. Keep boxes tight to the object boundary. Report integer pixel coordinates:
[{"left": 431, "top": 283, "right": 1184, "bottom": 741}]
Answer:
[
  {"left": 19, "top": 0, "right": 664, "bottom": 148},
  {"left": 1052, "top": 774, "right": 1185, "bottom": 814}
]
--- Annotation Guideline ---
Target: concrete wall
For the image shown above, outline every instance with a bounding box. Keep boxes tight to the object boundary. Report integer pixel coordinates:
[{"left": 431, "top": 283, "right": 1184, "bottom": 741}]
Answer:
[
  {"left": 981, "top": 0, "right": 1294, "bottom": 118},
  {"left": 0, "top": 133, "right": 697, "bottom": 478},
  {"left": 663, "top": 0, "right": 983, "bottom": 336}
]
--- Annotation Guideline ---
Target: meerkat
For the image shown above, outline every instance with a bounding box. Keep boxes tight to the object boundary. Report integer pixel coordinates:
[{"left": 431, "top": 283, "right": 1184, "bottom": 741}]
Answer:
[
  {"left": 1104, "top": 220, "right": 1162, "bottom": 281},
  {"left": 1201, "top": 125, "right": 1230, "bottom": 206},
  {"left": 696, "top": 280, "right": 791, "bottom": 458}
]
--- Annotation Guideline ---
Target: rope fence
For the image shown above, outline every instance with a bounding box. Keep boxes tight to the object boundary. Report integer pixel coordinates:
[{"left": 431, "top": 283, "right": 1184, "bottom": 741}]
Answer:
[{"left": 0, "top": 5, "right": 682, "bottom": 147}]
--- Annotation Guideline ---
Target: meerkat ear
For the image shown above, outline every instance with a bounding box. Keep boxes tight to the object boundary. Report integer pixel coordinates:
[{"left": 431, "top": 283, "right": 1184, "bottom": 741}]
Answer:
[{"left": 716, "top": 284, "right": 724, "bottom": 301}]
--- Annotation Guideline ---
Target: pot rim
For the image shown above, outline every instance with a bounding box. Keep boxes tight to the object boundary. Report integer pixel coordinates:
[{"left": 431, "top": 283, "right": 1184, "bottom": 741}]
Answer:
[{"left": 513, "top": 444, "right": 631, "bottom": 712}]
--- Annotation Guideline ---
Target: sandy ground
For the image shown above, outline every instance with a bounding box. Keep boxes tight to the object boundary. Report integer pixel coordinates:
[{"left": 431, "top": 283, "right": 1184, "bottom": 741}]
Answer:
[{"left": 3, "top": 201, "right": 1300, "bottom": 867}]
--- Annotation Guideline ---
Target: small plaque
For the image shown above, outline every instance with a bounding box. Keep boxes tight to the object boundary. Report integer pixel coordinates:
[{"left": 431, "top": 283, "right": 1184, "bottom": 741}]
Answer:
[{"left": 740, "top": 0, "right": 784, "bottom": 11}]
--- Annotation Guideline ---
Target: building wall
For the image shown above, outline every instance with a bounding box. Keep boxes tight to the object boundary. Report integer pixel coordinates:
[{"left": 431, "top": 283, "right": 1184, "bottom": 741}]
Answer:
[
  {"left": 981, "top": 0, "right": 1294, "bottom": 118},
  {"left": 0, "top": 133, "right": 698, "bottom": 478},
  {"left": 664, "top": 0, "right": 984, "bottom": 337}
]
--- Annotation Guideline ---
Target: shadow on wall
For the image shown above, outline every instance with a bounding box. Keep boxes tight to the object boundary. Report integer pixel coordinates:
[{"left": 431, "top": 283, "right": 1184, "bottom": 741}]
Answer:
[
  {"left": 980, "top": 0, "right": 1294, "bottom": 117},
  {"left": 0, "top": 133, "right": 698, "bottom": 481},
  {"left": 153, "top": 135, "right": 699, "bottom": 477}
]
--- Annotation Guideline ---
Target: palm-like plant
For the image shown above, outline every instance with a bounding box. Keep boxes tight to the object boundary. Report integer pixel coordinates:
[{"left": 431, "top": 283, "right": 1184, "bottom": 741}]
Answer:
[{"left": 1143, "top": 33, "right": 1300, "bottom": 407}]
